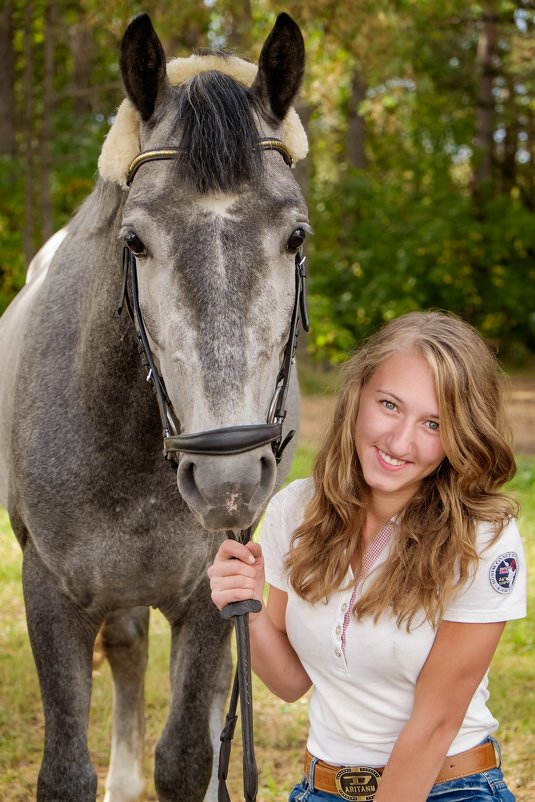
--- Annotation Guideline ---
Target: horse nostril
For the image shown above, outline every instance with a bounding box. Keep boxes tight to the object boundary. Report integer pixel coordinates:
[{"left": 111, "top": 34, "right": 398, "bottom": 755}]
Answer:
[
  {"left": 177, "top": 458, "right": 203, "bottom": 507},
  {"left": 259, "top": 452, "right": 276, "bottom": 494}
]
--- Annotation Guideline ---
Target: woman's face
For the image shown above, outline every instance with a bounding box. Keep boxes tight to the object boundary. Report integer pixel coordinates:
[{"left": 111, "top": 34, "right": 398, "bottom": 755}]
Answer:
[{"left": 354, "top": 350, "right": 446, "bottom": 518}]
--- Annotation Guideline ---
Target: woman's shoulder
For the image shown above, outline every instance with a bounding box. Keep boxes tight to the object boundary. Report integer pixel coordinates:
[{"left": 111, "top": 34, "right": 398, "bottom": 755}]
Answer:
[
  {"left": 444, "top": 516, "right": 526, "bottom": 622},
  {"left": 260, "top": 478, "right": 315, "bottom": 588},
  {"left": 270, "top": 476, "right": 315, "bottom": 509},
  {"left": 475, "top": 516, "right": 523, "bottom": 555},
  {"left": 260, "top": 478, "right": 314, "bottom": 545}
]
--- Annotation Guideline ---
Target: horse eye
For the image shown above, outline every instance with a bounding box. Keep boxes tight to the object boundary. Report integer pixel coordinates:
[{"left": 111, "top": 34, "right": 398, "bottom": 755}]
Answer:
[
  {"left": 287, "top": 228, "right": 306, "bottom": 252},
  {"left": 124, "top": 232, "right": 147, "bottom": 257}
]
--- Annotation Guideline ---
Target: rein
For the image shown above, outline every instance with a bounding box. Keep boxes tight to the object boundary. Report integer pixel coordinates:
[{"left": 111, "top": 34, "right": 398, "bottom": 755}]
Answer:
[{"left": 118, "top": 137, "right": 309, "bottom": 802}]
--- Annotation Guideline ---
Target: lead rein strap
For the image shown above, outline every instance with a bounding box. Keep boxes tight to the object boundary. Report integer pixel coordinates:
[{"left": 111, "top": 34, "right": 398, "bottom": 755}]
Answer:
[{"left": 218, "top": 527, "right": 262, "bottom": 802}]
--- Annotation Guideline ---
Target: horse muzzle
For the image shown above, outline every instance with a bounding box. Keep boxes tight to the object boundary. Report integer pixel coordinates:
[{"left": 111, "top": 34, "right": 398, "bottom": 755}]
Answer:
[{"left": 175, "top": 438, "right": 278, "bottom": 531}]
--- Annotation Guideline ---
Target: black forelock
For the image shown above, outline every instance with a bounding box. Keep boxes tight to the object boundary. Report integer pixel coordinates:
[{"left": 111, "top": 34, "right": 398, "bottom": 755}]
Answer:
[{"left": 172, "top": 71, "right": 264, "bottom": 193}]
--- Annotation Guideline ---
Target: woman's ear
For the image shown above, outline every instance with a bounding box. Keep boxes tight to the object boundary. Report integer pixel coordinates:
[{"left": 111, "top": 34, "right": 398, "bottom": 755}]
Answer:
[{"left": 251, "top": 13, "right": 305, "bottom": 123}]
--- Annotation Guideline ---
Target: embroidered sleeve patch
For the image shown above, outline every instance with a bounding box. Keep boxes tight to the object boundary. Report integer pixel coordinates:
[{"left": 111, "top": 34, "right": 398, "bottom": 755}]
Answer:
[{"left": 489, "top": 552, "right": 519, "bottom": 594}]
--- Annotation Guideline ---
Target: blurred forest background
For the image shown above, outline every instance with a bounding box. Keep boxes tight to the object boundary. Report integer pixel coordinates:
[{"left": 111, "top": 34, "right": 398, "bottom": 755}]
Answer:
[{"left": 1, "top": 0, "right": 534, "bottom": 364}]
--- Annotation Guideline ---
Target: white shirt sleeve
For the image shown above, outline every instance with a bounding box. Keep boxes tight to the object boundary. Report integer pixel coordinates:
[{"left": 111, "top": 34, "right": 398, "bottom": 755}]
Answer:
[
  {"left": 444, "top": 518, "right": 527, "bottom": 623},
  {"left": 259, "top": 478, "right": 314, "bottom": 592}
]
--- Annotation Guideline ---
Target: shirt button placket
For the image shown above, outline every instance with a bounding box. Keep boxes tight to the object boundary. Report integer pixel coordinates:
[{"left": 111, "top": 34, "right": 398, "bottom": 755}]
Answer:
[{"left": 334, "top": 599, "right": 348, "bottom": 662}]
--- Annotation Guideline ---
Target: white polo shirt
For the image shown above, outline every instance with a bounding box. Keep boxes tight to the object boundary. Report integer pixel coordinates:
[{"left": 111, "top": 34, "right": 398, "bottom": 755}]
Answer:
[{"left": 260, "top": 478, "right": 527, "bottom": 767}]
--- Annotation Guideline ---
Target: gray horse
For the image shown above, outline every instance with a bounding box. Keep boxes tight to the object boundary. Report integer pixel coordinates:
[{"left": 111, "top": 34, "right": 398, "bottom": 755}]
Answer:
[{"left": 0, "top": 13, "right": 308, "bottom": 802}]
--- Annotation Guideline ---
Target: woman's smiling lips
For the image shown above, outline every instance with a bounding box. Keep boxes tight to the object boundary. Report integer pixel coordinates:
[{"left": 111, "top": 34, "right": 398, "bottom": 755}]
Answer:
[{"left": 375, "top": 447, "right": 409, "bottom": 470}]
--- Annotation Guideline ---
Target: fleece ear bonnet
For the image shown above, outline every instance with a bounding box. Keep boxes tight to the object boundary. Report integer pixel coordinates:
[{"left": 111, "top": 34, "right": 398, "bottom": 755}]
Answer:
[{"left": 98, "top": 53, "right": 309, "bottom": 188}]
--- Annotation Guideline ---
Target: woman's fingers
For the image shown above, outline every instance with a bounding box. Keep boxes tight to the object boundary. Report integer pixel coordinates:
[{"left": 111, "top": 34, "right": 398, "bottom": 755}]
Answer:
[
  {"left": 208, "top": 540, "right": 265, "bottom": 610},
  {"left": 210, "top": 584, "right": 260, "bottom": 610},
  {"left": 213, "top": 538, "right": 262, "bottom": 565},
  {"left": 210, "top": 578, "right": 261, "bottom": 610},
  {"left": 208, "top": 559, "right": 256, "bottom": 579},
  {"left": 245, "top": 541, "right": 262, "bottom": 560}
]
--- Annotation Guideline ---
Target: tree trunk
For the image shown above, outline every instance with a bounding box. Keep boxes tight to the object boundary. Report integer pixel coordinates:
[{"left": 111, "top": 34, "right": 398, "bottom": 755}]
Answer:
[
  {"left": 0, "top": 0, "right": 16, "bottom": 157},
  {"left": 473, "top": 4, "right": 497, "bottom": 198},
  {"left": 40, "top": 0, "right": 55, "bottom": 243},
  {"left": 523, "top": 106, "right": 535, "bottom": 210},
  {"left": 500, "top": 81, "right": 517, "bottom": 196},
  {"left": 346, "top": 69, "right": 368, "bottom": 171},
  {"left": 71, "top": 20, "right": 92, "bottom": 116},
  {"left": 23, "top": 0, "right": 36, "bottom": 267}
]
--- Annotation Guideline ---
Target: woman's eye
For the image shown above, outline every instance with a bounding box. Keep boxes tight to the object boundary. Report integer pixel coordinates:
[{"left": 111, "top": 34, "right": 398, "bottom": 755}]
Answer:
[
  {"left": 287, "top": 227, "right": 306, "bottom": 252},
  {"left": 124, "top": 232, "right": 147, "bottom": 257},
  {"left": 382, "top": 400, "right": 396, "bottom": 411},
  {"left": 427, "top": 420, "right": 440, "bottom": 431}
]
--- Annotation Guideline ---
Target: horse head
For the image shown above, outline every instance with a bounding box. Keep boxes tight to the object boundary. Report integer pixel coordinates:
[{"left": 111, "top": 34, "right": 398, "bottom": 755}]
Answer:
[{"left": 112, "top": 14, "right": 308, "bottom": 531}]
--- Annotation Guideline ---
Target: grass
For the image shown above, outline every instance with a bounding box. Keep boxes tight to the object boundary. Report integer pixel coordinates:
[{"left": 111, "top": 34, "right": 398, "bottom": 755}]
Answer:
[{"left": 0, "top": 451, "right": 533, "bottom": 802}]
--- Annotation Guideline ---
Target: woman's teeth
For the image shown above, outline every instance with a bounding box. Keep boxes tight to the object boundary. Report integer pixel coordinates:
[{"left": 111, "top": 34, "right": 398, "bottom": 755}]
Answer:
[{"left": 378, "top": 449, "right": 406, "bottom": 467}]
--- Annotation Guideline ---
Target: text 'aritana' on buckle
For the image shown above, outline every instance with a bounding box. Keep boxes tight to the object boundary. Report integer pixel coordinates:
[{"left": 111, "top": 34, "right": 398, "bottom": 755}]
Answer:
[{"left": 335, "top": 767, "right": 381, "bottom": 801}]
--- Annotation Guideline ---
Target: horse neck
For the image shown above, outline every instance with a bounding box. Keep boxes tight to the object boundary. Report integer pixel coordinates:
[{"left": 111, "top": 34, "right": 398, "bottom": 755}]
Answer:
[{"left": 64, "top": 182, "right": 158, "bottom": 422}]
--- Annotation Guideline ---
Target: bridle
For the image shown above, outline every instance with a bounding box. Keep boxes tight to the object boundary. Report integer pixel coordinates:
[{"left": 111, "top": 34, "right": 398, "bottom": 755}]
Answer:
[
  {"left": 118, "top": 137, "right": 309, "bottom": 801},
  {"left": 119, "top": 137, "right": 309, "bottom": 467}
]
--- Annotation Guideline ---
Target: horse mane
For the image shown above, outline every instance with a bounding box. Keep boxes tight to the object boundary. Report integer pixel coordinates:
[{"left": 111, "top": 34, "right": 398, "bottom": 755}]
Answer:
[
  {"left": 172, "top": 68, "right": 263, "bottom": 193},
  {"left": 67, "top": 177, "right": 125, "bottom": 237}
]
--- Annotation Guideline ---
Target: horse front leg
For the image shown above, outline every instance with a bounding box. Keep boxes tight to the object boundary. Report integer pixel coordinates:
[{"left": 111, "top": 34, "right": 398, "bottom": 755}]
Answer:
[
  {"left": 22, "top": 541, "right": 100, "bottom": 802},
  {"left": 101, "top": 607, "right": 149, "bottom": 802},
  {"left": 205, "top": 643, "right": 233, "bottom": 802},
  {"left": 154, "top": 580, "right": 232, "bottom": 802}
]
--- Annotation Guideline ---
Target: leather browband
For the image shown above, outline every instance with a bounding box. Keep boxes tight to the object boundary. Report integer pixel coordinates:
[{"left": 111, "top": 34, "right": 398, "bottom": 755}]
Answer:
[
  {"left": 126, "top": 138, "right": 294, "bottom": 185},
  {"left": 126, "top": 149, "right": 183, "bottom": 185},
  {"left": 256, "top": 138, "right": 294, "bottom": 167}
]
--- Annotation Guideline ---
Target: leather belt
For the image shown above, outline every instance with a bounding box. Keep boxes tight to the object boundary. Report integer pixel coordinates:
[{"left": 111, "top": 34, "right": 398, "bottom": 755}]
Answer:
[{"left": 304, "top": 741, "right": 498, "bottom": 800}]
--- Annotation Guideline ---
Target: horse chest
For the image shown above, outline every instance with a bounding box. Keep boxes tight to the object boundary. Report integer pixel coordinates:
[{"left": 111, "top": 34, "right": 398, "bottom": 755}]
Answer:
[{"left": 30, "top": 508, "right": 218, "bottom": 613}]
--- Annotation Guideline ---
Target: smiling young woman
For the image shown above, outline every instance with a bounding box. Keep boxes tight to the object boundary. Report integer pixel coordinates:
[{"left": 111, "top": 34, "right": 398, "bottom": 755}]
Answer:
[{"left": 208, "top": 310, "right": 526, "bottom": 802}]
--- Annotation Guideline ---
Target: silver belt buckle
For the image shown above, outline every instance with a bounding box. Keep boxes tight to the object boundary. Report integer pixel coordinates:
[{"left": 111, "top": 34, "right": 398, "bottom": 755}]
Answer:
[{"left": 335, "top": 767, "right": 381, "bottom": 801}]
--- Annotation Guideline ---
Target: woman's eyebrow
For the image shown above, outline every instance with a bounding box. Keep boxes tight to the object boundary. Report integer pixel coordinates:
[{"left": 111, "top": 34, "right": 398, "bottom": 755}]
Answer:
[{"left": 375, "top": 388, "right": 402, "bottom": 403}]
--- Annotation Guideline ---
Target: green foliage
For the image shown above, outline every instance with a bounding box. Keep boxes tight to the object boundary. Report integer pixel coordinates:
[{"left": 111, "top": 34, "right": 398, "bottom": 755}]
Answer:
[
  {"left": 299, "top": 0, "right": 535, "bottom": 362},
  {"left": 307, "top": 169, "right": 535, "bottom": 361}
]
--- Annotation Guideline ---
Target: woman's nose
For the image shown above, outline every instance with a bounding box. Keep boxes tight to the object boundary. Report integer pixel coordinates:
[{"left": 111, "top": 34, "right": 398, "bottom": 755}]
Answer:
[{"left": 386, "top": 418, "right": 414, "bottom": 455}]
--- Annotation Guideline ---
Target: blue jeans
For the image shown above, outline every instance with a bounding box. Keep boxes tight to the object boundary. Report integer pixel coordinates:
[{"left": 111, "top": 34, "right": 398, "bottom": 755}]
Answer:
[{"left": 288, "top": 740, "right": 515, "bottom": 802}]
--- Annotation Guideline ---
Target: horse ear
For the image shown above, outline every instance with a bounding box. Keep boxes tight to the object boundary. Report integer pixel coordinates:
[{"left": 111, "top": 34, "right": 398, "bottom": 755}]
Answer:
[
  {"left": 120, "top": 14, "right": 167, "bottom": 121},
  {"left": 251, "top": 13, "right": 305, "bottom": 123}
]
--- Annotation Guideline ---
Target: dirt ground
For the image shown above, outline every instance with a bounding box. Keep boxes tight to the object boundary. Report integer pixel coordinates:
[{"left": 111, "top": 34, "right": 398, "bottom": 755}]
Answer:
[{"left": 299, "top": 376, "right": 535, "bottom": 454}]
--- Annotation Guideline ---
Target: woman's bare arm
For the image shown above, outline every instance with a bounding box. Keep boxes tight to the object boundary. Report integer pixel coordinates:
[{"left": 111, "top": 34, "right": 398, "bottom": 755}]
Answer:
[
  {"left": 374, "top": 620, "right": 506, "bottom": 802},
  {"left": 208, "top": 540, "right": 312, "bottom": 702}
]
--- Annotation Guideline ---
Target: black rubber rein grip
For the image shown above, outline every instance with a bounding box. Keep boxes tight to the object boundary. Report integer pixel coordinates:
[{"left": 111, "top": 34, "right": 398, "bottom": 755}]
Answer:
[{"left": 221, "top": 599, "right": 263, "bottom": 619}]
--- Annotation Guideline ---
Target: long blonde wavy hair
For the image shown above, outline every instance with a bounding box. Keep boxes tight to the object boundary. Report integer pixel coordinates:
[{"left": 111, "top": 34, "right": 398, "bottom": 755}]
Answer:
[{"left": 286, "top": 311, "right": 518, "bottom": 627}]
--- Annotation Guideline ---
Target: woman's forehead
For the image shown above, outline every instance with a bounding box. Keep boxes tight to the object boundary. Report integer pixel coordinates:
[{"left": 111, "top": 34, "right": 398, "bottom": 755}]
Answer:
[{"left": 366, "top": 352, "right": 439, "bottom": 407}]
